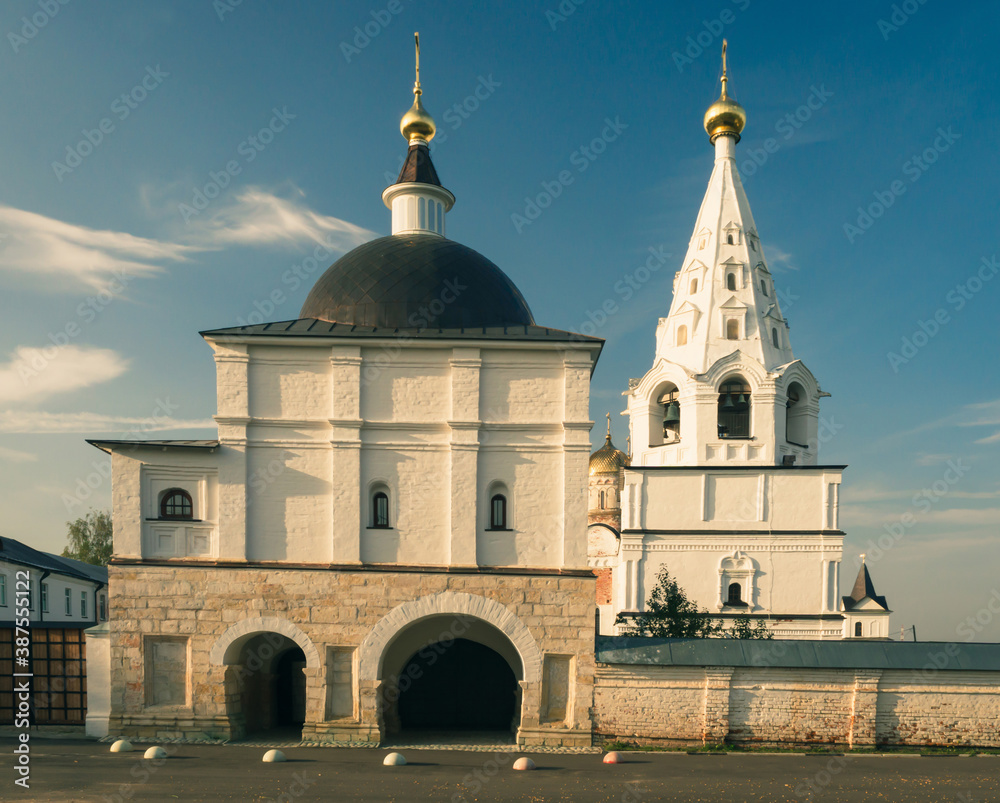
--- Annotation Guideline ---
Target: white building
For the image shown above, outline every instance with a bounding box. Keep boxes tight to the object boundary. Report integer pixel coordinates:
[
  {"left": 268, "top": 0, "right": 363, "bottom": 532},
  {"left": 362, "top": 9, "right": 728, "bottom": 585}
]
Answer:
[
  {"left": 589, "top": 46, "right": 890, "bottom": 640},
  {"left": 89, "top": 46, "right": 602, "bottom": 746},
  {"left": 0, "top": 537, "right": 108, "bottom": 725}
]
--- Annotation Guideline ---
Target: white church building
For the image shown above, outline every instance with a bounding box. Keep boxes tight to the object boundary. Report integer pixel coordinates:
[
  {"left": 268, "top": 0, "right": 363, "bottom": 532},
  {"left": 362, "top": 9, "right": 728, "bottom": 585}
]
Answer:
[
  {"left": 90, "top": 43, "right": 602, "bottom": 746},
  {"left": 587, "top": 47, "right": 891, "bottom": 640}
]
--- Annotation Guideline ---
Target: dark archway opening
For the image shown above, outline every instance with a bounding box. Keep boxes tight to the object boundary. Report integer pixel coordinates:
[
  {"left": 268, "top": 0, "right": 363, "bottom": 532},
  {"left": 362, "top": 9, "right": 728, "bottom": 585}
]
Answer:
[
  {"left": 397, "top": 639, "right": 517, "bottom": 732},
  {"left": 226, "top": 633, "right": 307, "bottom": 740},
  {"left": 274, "top": 647, "right": 306, "bottom": 728}
]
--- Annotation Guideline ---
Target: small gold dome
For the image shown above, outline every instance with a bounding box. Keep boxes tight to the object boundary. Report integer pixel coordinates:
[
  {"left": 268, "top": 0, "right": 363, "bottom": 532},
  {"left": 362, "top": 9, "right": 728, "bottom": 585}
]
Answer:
[
  {"left": 401, "top": 92, "right": 436, "bottom": 143},
  {"left": 590, "top": 415, "right": 629, "bottom": 476},
  {"left": 704, "top": 95, "right": 746, "bottom": 142},
  {"left": 704, "top": 39, "right": 746, "bottom": 143}
]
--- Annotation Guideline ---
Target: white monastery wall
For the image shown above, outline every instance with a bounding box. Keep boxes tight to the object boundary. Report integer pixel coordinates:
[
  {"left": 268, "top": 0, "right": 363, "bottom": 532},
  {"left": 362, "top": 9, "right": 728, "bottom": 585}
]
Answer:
[{"left": 593, "top": 663, "right": 1000, "bottom": 747}]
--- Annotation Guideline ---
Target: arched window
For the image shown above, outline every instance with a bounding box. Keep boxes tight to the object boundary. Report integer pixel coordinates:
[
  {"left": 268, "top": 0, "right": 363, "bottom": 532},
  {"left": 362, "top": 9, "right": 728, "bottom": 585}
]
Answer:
[
  {"left": 726, "top": 319, "right": 739, "bottom": 340},
  {"left": 372, "top": 491, "right": 390, "bottom": 528},
  {"left": 718, "top": 377, "right": 751, "bottom": 438},
  {"left": 727, "top": 583, "right": 742, "bottom": 604},
  {"left": 160, "top": 489, "right": 193, "bottom": 519},
  {"left": 854, "top": 622, "right": 863, "bottom": 638},
  {"left": 657, "top": 385, "right": 681, "bottom": 443},
  {"left": 727, "top": 234, "right": 734, "bottom": 245},
  {"left": 760, "top": 278, "right": 768, "bottom": 296},
  {"left": 786, "top": 382, "right": 808, "bottom": 446},
  {"left": 599, "top": 490, "right": 606, "bottom": 510},
  {"left": 727, "top": 273, "right": 736, "bottom": 291},
  {"left": 489, "top": 494, "right": 508, "bottom": 530},
  {"left": 689, "top": 278, "right": 698, "bottom": 294},
  {"left": 772, "top": 328, "right": 780, "bottom": 348},
  {"left": 677, "top": 325, "right": 688, "bottom": 346}
]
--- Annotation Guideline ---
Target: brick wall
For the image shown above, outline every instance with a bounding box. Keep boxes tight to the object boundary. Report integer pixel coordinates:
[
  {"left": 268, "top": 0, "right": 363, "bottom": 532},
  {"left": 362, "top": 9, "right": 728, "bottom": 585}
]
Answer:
[{"left": 594, "top": 663, "right": 1000, "bottom": 748}]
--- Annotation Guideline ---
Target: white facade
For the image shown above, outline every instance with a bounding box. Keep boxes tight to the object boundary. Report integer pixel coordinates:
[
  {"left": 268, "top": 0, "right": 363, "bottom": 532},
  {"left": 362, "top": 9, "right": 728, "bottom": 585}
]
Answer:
[
  {"left": 0, "top": 553, "right": 106, "bottom": 628},
  {"left": 106, "top": 339, "right": 598, "bottom": 570}
]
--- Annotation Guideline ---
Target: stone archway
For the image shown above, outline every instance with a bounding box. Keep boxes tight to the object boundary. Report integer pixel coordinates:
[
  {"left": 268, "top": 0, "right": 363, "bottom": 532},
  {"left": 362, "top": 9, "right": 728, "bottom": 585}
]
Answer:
[
  {"left": 209, "top": 617, "right": 319, "bottom": 740},
  {"left": 359, "top": 592, "right": 542, "bottom": 742},
  {"left": 209, "top": 616, "right": 320, "bottom": 669},
  {"left": 358, "top": 592, "right": 541, "bottom": 683}
]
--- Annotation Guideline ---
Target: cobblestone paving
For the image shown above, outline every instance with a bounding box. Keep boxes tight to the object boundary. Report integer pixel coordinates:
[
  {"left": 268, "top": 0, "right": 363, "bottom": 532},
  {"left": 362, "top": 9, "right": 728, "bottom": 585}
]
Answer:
[{"left": 97, "top": 734, "right": 601, "bottom": 753}]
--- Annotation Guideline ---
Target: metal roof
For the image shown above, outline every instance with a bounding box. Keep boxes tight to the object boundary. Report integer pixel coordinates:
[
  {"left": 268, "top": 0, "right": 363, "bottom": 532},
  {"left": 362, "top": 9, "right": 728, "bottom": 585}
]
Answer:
[
  {"left": 395, "top": 142, "right": 442, "bottom": 186},
  {"left": 297, "top": 234, "right": 536, "bottom": 329},
  {"left": 596, "top": 636, "right": 1000, "bottom": 672},
  {"left": 87, "top": 439, "right": 219, "bottom": 454},
  {"left": 843, "top": 563, "right": 889, "bottom": 611},
  {"left": 201, "top": 318, "right": 602, "bottom": 345},
  {"left": 0, "top": 537, "right": 108, "bottom": 585}
]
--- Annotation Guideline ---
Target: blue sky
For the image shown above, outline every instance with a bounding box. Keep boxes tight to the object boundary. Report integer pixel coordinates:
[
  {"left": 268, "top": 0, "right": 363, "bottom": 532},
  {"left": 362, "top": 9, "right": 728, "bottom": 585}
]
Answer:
[{"left": 1, "top": 0, "right": 997, "bottom": 641}]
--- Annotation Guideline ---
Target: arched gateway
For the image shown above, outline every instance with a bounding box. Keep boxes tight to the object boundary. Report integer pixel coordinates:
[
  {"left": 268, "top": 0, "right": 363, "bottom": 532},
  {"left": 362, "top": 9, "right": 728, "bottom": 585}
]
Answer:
[
  {"left": 360, "top": 592, "right": 541, "bottom": 741},
  {"left": 210, "top": 617, "right": 319, "bottom": 740}
]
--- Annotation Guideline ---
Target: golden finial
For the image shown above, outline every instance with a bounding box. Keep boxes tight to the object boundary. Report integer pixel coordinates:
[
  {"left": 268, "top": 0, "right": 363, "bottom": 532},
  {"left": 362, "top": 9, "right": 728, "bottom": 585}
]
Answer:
[
  {"left": 606, "top": 412, "right": 612, "bottom": 440},
  {"left": 703, "top": 38, "right": 746, "bottom": 143},
  {"left": 400, "top": 32, "right": 436, "bottom": 144},
  {"left": 860, "top": 552, "right": 866, "bottom": 564}
]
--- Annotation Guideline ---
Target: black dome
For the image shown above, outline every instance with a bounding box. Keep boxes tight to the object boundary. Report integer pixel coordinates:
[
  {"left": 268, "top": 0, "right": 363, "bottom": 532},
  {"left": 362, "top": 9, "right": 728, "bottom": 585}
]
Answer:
[{"left": 300, "top": 234, "right": 535, "bottom": 329}]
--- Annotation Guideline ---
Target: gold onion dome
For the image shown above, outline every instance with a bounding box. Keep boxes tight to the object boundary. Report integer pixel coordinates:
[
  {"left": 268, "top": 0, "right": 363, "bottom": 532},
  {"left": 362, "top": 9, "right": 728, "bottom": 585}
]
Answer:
[
  {"left": 400, "top": 32, "right": 436, "bottom": 143},
  {"left": 590, "top": 414, "right": 630, "bottom": 476},
  {"left": 704, "top": 40, "right": 746, "bottom": 142}
]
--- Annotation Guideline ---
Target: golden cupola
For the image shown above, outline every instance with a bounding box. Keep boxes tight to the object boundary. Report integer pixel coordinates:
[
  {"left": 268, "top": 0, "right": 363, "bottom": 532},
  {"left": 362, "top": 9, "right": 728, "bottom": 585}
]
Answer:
[
  {"left": 400, "top": 32, "right": 436, "bottom": 144},
  {"left": 703, "top": 40, "right": 746, "bottom": 143},
  {"left": 589, "top": 414, "right": 630, "bottom": 476}
]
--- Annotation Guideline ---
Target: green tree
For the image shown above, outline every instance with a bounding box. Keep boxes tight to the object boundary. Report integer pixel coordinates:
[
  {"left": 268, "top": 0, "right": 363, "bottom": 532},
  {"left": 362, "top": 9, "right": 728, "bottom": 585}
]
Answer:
[
  {"left": 615, "top": 567, "right": 774, "bottom": 639},
  {"left": 62, "top": 510, "right": 112, "bottom": 566},
  {"left": 615, "top": 567, "right": 722, "bottom": 638},
  {"left": 723, "top": 614, "right": 774, "bottom": 640}
]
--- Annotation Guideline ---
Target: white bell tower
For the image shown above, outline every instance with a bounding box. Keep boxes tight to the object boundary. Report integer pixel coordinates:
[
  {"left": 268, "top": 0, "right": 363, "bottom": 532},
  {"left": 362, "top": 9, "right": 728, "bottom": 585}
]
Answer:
[
  {"left": 625, "top": 42, "right": 827, "bottom": 469},
  {"left": 613, "top": 42, "right": 849, "bottom": 640}
]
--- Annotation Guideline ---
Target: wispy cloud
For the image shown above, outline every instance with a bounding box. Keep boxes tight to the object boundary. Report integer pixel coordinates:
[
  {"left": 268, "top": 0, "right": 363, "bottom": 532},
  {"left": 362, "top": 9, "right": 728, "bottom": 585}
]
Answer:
[
  {"left": 764, "top": 244, "right": 798, "bottom": 272},
  {"left": 0, "top": 446, "right": 37, "bottom": 462},
  {"left": 0, "top": 187, "right": 372, "bottom": 295},
  {"left": 0, "top": 206, "right": 195, "bottom": 291},
  {"left": 0, "top": 411, "right": 217, "bottom": 434},
  {"left": 172, "top": 186, "right": 374, "bottom": 251},
  {"left": 876, "top": 397, "right": 1000, "bottom": 448},
  {"left": 0, "top": 345, "right": 129, "bottom": 404}
]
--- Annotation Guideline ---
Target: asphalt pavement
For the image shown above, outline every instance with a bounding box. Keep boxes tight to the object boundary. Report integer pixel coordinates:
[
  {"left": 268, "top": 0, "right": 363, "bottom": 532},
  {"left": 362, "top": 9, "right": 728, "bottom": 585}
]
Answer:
[{"left": 1, "top": 739, "right": 998, "bottom": 802}]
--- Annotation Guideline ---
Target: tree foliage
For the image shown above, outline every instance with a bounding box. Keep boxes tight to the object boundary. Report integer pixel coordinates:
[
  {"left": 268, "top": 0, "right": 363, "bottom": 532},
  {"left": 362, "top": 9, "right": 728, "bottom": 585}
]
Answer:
[
  {"left": 614, "top": 567, "right": 773, "bottom": 639},
  {"left": 723, "top": 614, "right": 774, "bottom": 640},
  {"left": 62, "top": 510, "right": 112, "bottom": 566},
  {"left": 615, "top": 567, "right": 722, "bottom": 638}
]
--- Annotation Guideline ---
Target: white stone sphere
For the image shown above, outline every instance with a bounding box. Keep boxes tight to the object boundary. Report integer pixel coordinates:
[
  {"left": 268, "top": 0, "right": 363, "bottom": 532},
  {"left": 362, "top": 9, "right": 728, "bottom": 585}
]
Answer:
[
  {"left": 512, "top": 757, "right": 536, "bottom": 771},
  {"left": 144, "top": 746, "right": 168, "bottom": 760},
  {"left": 603, "top": 751, "right": 625, "bottom": 764},
  {"left": 383, "top": 752, "right": 407, "bottom": 766},
  {"left": 109, "top": 740, "right": 132, "bottom": 753},
  {"left": 262, "top": 749, "right": 287, "bottom": 763}
]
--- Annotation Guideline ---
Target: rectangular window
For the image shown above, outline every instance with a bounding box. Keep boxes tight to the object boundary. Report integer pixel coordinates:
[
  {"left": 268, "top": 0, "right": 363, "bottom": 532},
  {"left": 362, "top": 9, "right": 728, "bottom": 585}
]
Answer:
[
  {"left": 99, "top": 594, "right": 107, "bottom": 621},
  {"left": 41, "top": 583, "right": 48, "bottom": 613},
  {"left": 65, "top": 588, "right": 72, "bottom": 616},
  {"left": 81, "top": 591, "right": 87, "bottom": 619},
  {"left": 0, "top": 575, "right": 6, "bottom": 606}
]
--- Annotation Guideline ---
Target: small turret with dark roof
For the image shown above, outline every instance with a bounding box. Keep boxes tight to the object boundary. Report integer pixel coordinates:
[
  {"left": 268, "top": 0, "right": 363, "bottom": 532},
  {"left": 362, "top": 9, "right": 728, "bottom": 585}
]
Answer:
[{"left": 842, "top": 560, "right": 889, "bottom": 612}]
